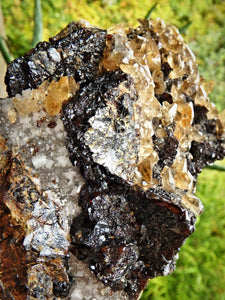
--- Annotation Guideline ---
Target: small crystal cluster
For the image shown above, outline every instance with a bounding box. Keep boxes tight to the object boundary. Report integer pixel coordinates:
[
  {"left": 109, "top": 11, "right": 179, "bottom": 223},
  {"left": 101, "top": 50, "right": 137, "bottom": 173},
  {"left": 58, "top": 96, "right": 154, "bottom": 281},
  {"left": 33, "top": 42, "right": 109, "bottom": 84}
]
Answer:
[{"left": 0, "top": 19, "right": 225, "bottom": 299}]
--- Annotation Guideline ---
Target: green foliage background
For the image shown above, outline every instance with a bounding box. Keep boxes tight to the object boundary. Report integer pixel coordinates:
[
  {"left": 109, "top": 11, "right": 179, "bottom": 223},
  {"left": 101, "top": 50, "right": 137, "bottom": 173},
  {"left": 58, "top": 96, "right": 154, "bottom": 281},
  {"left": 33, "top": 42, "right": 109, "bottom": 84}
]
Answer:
[{"left": 1, "top": 1, "right": 225, "bottom": 299}]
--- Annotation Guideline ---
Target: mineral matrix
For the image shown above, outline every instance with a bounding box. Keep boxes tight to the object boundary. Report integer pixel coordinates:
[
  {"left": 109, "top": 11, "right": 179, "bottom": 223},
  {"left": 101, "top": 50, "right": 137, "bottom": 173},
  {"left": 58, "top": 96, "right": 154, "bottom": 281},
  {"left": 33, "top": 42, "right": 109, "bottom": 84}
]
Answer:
[{"left": 0, "top": 18, "right": 225, "bottom": 300}]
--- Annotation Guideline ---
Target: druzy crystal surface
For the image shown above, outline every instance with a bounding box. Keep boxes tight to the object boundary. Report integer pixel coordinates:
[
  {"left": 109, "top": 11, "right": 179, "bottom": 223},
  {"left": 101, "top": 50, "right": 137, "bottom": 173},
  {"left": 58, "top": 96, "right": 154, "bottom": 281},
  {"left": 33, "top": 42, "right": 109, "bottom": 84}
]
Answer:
[{"left": 1, "top": 19, "right": 225, "bottom": 299}]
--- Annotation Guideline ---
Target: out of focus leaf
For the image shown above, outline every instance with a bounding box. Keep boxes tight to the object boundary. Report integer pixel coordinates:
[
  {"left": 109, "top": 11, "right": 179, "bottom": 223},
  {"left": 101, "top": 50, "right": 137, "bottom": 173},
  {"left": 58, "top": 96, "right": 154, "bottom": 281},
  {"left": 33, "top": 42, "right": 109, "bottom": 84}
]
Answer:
[
  {"left": 0, "top": 35, "right": 13, "bottom": 64},
  {"left": 32, "top": 0, "right": 43, "bottom": 47}
]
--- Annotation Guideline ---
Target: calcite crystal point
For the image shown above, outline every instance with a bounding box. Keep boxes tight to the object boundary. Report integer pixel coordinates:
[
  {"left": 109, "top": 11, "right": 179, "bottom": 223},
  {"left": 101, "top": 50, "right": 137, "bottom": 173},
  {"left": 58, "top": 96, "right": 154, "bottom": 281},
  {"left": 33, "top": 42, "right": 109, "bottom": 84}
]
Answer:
[{"left": 1, "top": 18, "right": 225, "bottom": 299}]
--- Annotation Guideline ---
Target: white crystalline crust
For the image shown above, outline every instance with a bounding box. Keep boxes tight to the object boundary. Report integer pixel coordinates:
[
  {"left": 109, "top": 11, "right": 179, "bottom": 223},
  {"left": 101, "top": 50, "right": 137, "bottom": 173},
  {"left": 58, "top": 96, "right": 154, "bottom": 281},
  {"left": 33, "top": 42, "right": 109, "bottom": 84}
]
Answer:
[{"left": 1, "top": 106, "right": 83, "bottom": 212}]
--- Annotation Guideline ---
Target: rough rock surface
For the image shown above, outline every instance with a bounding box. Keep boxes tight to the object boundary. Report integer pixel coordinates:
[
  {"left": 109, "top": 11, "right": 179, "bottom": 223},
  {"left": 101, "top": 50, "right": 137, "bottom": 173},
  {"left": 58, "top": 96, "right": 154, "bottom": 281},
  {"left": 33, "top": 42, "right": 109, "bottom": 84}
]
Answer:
[{"left": 0, "top": 19, "right": 225, "bottom": 300}]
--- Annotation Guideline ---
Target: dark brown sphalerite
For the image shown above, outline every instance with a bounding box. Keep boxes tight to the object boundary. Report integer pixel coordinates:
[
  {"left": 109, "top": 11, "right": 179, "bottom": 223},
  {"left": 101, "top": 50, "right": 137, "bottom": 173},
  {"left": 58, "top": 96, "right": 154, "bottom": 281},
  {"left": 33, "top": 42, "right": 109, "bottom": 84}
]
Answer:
[
  {"left": 70, "top": 182, "right": 195, "bottom": 298},
  {"left": 5, "top": 22, "right": 107, "bottom": 98},
  {"left": 1, "top": 18, "right": 225, "bottom": 300}
]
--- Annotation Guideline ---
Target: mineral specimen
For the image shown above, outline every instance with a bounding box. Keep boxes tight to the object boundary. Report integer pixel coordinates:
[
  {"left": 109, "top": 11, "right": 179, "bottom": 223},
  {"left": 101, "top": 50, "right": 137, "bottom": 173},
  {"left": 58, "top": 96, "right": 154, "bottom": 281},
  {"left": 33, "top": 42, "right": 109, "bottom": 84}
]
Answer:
[{"left": 1, "top": 18, "right": 225, "bottom": 300}]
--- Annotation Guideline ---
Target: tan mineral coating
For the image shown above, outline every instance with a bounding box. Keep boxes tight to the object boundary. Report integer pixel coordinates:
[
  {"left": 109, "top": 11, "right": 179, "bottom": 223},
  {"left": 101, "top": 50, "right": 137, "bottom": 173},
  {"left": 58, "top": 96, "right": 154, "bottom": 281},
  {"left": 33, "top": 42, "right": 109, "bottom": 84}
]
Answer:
[{"left": 9, "top": 76, "right": 78, "bottom": 119}]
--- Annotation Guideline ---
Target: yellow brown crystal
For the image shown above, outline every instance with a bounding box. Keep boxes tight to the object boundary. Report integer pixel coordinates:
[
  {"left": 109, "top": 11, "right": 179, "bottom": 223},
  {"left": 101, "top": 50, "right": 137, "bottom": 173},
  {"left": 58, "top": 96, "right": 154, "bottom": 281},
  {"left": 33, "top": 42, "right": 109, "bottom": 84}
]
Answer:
[
  {"left": 8, "top": 76, "right": 78, "bottom": 119},
  {"left": 219, "top": 109, "right": 225, "bottom": 139},
  {"left": 45, "top": 76, "right": 79, "bottom": 115},
  {"left": 99, "top": 18, "right": 225, "bottom": 216},
  {"left": 12, "top": 81, "right": 48, "bottom": 116}
]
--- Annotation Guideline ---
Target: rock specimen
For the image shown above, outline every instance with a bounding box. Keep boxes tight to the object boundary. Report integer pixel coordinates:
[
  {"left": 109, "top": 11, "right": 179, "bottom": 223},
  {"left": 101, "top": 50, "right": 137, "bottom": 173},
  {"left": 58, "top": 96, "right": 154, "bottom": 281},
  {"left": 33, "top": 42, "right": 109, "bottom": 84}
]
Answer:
[{"left": 1, "top": 18, "right": 225, "bottom": 299}]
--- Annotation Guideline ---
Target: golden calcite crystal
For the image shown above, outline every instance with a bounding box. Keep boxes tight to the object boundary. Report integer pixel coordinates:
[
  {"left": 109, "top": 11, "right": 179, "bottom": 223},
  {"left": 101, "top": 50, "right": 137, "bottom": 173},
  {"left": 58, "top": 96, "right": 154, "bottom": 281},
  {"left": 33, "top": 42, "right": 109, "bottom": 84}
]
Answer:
[
  {"left": 98, "top": 18, "right": 224, "bottom": 215},
  {"left": 8, "top": 76, "right": 78, "bottom": 119},
  {"left": 45, "top": 76, "right": 78, "bottom": 115}
]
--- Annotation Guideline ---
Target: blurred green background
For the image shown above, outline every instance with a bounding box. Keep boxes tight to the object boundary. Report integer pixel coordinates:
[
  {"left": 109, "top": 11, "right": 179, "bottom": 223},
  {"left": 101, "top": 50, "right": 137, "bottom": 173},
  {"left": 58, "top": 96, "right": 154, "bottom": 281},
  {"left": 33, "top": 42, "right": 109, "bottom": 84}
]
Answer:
[{"left": 1, "top": 1, "right": 225, "bottom": 299}]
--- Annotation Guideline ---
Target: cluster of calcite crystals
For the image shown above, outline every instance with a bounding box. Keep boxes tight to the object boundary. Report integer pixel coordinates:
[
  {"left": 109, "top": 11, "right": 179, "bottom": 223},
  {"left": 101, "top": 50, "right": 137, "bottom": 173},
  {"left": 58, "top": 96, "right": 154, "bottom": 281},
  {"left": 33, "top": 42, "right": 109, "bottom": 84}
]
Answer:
[
  {"left": 8, "top": 76, "right": 78, "bottom": 121},
  {"left": 98, "top": 18, "right": 224, "bottom": 215},
  {"left": 1, "top": 18, "right": 225, "bottom": 300}
]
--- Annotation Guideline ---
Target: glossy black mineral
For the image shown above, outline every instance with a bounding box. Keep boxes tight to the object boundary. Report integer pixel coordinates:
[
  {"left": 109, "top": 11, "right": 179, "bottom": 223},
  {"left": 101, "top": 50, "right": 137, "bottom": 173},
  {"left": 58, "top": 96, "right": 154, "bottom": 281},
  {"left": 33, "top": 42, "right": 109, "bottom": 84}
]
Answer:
[{"left": 61, "top": 59, "right": 196, "bottom": 298}]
